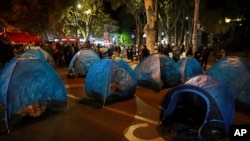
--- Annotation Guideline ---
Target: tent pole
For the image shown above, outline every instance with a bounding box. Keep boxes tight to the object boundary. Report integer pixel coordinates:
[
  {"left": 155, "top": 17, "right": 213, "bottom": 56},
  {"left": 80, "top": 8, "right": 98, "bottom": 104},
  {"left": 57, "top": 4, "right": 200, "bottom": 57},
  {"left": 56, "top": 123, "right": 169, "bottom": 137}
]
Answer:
[{"left": 4, "top": 110, "right": 10, "bottom": 134}]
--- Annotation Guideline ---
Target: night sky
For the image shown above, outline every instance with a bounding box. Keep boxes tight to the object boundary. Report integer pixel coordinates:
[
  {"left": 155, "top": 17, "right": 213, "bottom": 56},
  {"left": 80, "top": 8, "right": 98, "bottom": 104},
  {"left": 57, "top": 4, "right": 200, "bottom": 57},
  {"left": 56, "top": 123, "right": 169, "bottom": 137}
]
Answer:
[{"left": 103, "top": 2, "right": 119, "bottom": 20}]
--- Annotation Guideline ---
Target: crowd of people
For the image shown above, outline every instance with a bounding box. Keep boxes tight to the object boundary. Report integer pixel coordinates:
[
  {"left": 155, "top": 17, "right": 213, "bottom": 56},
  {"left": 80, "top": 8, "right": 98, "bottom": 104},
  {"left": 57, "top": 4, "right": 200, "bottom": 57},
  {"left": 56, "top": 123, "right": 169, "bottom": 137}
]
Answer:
[
  {"left": 4, "top": 40, "right": 141, "bottom": 69},
  {"left": 1, "top": 37, "right": 230, "bottom": 72},
  {"left": 155, "top": 41, "right": 213, "bottom": 71}
]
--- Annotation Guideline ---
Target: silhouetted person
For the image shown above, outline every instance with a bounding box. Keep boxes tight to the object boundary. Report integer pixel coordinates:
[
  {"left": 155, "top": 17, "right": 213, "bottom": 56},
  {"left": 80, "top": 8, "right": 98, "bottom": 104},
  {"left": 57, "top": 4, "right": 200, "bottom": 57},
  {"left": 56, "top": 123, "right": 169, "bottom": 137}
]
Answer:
[
  {"left": 0, "top": 40, "right": 15, "bottom": 68},
  {"left": 200, "top": 46, "right": 210, "bottom": 70},
  {"left": 172, "top": 46, "right": 180, "bottom": 62},
  {"left": 221, "top": 48, "right": 228, "bottom": 58},
  {"left": 140, "top": 44, "right": 150, "bottom": 61},
  {"left": 185, "top": 45, "right": 193, "bottom": 57}
]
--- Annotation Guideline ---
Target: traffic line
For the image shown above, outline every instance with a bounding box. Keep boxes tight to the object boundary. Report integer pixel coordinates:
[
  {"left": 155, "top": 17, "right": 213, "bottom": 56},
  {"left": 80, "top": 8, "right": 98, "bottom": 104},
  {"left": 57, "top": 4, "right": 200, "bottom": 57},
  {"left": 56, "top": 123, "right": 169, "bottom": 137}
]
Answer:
[
  {"left": 67, "top": 94, "right": 158, "bottom": 125},
  {"left": 104, "top": 107, "right": 159, "bottom": 125},
  {"left": 67, "top": 94, "right": 80, "bottom": 100}
]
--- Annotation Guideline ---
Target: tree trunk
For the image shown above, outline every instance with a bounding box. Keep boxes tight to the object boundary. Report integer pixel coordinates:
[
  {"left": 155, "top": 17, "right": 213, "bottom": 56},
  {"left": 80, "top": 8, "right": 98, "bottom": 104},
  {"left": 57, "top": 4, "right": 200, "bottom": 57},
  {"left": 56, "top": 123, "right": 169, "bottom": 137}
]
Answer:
[
  {"left": 135, "top": 14, "right": 142, "bottom": 46},
  {"left": 144, "top": 0, "right": 157, "bottom": 54},
  {"left": 192, "top": 0, "right": 200, "bottom": 54}
]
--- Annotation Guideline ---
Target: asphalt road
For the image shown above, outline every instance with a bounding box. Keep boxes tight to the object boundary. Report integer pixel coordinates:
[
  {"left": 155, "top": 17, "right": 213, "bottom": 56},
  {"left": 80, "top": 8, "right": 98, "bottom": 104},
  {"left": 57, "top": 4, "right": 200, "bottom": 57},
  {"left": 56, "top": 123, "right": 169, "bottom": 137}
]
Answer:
[
  {"left": 1, "top": 62, "right": 250, "bottom": 141},
  {"left": 0, "top": 67, "right": 172, "bottom": 141}
]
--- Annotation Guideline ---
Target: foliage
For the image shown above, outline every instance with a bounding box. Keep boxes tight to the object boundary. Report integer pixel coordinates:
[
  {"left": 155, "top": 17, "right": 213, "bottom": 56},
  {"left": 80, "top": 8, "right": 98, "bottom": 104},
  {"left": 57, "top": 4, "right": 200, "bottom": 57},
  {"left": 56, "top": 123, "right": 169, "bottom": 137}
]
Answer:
[
  {"left": 119, "top": 31, "right": 134, "bottom": 46},
  {"left": 159, "top": 0, "right": 194, "bottom": 42},
  {"left": 0, "top": 0, "right": 71, "bottom": 40},
  {"left": 114, "top": 6, "right": 135, "bottom": 32},
  {"left": 58, "top": 0, "right": 109, "bottom": 39},
  {"left": 0, "top": 0, "right": 248, "bottom": 46},
  {"left": 105, "top": 0, "right": 124, "bottom": 10},
  {"left": 0, "top": 0, "right": 109, "bottom": 41},
  {"left": 8, "top": 0, "right": 51, "bottom": 36},
  {"left": 105, "top": 0, "right": 144, "bottom": 45}
]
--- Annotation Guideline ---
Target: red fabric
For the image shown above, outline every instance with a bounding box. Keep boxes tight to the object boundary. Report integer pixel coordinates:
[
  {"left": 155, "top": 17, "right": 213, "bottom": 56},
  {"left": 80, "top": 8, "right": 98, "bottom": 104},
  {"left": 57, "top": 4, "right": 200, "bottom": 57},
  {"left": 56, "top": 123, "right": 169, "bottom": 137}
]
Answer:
[{"left": 0, "top": 32, "right": 43, "bottom": 43}]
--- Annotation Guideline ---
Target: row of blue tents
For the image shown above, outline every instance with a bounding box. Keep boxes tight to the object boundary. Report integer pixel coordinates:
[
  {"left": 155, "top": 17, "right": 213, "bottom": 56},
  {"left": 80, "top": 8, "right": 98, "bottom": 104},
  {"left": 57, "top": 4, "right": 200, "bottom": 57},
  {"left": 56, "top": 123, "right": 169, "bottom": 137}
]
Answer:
[
  {"left": 67, "top": 49, "right": 250, "bottom": 140},
  {"left": 67, "top": 49, "right": 204, "bottom": 105},
  {"left": 1, "top": 48, "right": 250, "bottom": 140}
]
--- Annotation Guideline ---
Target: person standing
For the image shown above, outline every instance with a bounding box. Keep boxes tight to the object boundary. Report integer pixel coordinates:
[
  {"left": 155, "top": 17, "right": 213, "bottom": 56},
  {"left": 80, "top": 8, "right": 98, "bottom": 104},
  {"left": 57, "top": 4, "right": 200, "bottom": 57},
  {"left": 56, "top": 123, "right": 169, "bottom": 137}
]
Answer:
[
  {"left": 107, "top": 45, "right": 114, "bottom": 59},
  {"left": 0, "top": 40, "right": 14, "bottom": 69},
  {"left": 161, "top": 42, "right": 170, "bottom": 56},
  {"left": 140, "top": 44, "right": 150, "bottom": 61},
  {"left": 200, "top": 46, "right": 210, "bottom": 70},
  {"left": 221, "top": 48, "right": 228, "bottom": 58},
  {"left": 194, "top": 45, "right": 203, "bottom": 63},
  {"left": 127, "top": 46, "right": 133, "bottom": 61},
  {"left": 185, "top": 43, "right": 193, "bottom": 57},
  {"left": 172, "top": 45, "right": 180, "bottom": 62}
]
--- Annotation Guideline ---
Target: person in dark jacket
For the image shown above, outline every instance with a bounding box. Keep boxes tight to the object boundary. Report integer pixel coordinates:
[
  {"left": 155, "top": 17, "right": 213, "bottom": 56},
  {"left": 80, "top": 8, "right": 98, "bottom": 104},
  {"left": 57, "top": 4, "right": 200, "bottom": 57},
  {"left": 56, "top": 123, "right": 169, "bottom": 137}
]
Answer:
[
  {"left": 0, "top": 40, "right": 15, "bottom": 69},
  {"left": 172, "top": 45, "right": 180, "bottom": 62},
  {"left": 200, "top": 46, "right": 210, "bottom": 70},
  {"left": 140, "top": 44, "right": 150, "bottom": 61},
  {"left": 107, "top": 45, "right": 114, "bottom": 59},
  {"left": 185, "top": 44, "right": 193, "bottom": 57}
]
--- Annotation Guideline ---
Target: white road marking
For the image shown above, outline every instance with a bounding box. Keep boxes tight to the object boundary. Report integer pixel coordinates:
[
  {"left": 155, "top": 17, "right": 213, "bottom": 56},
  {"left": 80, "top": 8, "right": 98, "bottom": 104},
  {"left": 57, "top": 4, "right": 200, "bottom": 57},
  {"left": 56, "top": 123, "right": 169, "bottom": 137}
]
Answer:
[
  {"left": 124, "top": 123, "right": 165, "bottom": 141},
  {"left": 67, "top": 94, "right": 80, "bottom": 100},
  {"left": 67, "top": 94, "right": 158, "bottom": 125},
  {"left": 67, "top": 93, "right": 163, "bottom": 140},
  {"left": 104, "top": 106, "right": 158, "bottom": 125}
]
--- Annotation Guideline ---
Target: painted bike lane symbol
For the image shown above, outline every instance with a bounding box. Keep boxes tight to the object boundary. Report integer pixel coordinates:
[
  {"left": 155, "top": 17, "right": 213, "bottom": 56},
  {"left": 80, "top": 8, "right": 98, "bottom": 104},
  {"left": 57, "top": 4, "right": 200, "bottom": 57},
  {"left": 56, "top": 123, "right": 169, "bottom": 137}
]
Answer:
[{"left": 124, "top": 123, "right": 165, "bottom": 141}]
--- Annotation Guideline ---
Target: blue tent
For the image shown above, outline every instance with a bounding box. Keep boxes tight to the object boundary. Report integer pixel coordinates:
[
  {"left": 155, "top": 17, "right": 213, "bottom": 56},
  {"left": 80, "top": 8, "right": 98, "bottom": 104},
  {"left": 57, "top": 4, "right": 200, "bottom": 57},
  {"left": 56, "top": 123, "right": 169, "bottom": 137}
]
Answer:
[
  {"left": 207, "top": 56, "right": 250, "bottom": 111},
  {"left": 160, "top": 74, "right": 235, "bottom": 140},
  {"left": 177, "top": 57, "right": 203, "bottom": 82},
  {"left": 68, "top": 49, "right": 100, "bottom": 76},
  {"left": 22, "top": 48, "right": 56, "bottom": 68},
  {"left": 85, "top": 59, "right": 137, "bottom": 105},
  {"left": 134, "top": 54, "right": 181, "bottom": 91},
  {"left": 0, "top": 56, "right": 67, "bottom": 132}
]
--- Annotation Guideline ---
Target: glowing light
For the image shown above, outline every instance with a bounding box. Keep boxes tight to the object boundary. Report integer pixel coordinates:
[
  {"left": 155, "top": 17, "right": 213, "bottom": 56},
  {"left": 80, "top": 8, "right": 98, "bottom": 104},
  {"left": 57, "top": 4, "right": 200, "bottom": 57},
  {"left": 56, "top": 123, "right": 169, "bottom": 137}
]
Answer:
[
  {"left": 225, "top": 17, "right": 242, "bottom": 23},
  {"left": 85, "top": 9, "right": 91, "bottom": 15},
  {"left": 77, "top": 4, "right": 82, "bottom": 9}
]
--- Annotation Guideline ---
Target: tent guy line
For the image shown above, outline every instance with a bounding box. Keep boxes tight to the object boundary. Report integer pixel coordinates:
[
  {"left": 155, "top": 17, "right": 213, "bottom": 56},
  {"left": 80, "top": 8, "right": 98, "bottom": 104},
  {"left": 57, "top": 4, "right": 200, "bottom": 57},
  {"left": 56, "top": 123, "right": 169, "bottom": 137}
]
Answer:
[{"left": 67, "top": 94, "right": 159, "bottom": 125}]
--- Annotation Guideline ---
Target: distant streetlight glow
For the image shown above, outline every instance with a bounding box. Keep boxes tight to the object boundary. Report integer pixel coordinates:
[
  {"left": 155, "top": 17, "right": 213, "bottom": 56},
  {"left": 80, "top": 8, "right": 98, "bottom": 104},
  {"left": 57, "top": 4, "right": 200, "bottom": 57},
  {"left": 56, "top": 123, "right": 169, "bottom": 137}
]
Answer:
[
  {"left": 225, "top": 17, "right": 231, "bottom": 23},
  {"left": 77, "top": 4, "right": 82, "bottom": 9},
  {"left": 225, "top": 17, "right": 242, "bottom": 23}
]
